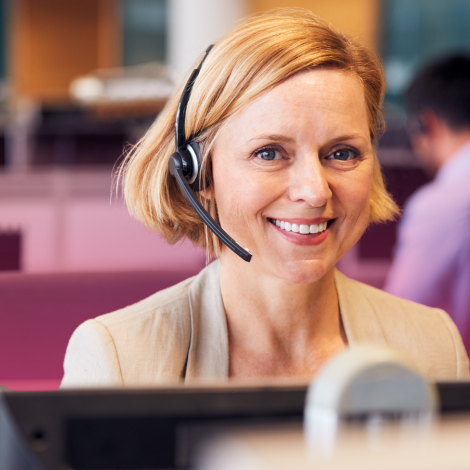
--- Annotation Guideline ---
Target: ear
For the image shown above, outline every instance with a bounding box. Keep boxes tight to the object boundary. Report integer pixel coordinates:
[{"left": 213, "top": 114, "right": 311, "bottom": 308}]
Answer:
[
  {"left": 419, "top": 109, "right": 442, "bottom": 140},
  {"left": 199, "top": 186, "right": 213, "bottom": 200},
  {"left": 411, "top": 109, "right": 445, "bottom": 176}
]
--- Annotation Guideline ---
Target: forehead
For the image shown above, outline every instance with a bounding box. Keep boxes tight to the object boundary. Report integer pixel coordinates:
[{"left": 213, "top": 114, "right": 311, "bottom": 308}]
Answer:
[{"left": 228, "top": 68, "right": 369, "bottom": 140}]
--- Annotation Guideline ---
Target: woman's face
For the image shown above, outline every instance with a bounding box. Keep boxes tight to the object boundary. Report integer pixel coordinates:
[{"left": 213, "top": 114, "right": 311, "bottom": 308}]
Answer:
[{"left": 211, "top": 68, "right": 374, "bottom": 283}]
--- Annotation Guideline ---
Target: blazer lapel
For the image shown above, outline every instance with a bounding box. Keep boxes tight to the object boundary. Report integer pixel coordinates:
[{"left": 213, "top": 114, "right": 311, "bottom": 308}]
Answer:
[
  {"left": 185, "top": 260, "right": 229, "bottom": 382},
  {"left": 335, "top": 269, "right": 388, "bottom": 346}
]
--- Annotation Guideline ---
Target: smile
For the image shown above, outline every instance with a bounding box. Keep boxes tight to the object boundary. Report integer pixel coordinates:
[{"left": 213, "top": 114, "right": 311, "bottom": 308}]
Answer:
[{"left": 269, "top": 218, "right": 329, "bottom": 234}]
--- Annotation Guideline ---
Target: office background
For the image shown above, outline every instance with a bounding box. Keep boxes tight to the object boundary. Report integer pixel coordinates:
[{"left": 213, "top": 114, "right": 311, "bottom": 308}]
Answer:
[{"left": 0, "top": 0, "right": 469, "bottom": 389}]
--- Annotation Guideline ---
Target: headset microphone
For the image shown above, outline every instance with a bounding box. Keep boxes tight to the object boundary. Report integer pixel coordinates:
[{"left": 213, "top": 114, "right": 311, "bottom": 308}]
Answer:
[{"left": 168, "top": 46, "right": 252, "bottom": 263}]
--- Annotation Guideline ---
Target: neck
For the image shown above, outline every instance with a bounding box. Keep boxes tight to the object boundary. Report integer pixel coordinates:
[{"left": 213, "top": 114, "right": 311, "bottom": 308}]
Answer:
[
  {"left": 437, "top": 129, "right": 470, "bottom": 169},
  {"left": 219, "top": 252, "right": 345, "bottom": 377}
]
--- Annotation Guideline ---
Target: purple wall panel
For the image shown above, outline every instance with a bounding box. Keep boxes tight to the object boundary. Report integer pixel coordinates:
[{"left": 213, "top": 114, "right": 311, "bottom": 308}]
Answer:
[{"left": 0, "top": 270, "right": 200, "bottom": 381}]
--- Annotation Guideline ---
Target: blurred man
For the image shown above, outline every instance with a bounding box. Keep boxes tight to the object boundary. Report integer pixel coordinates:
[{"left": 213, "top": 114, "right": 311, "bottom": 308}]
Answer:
[{"left": 385, "top": 55, "right": 470, "bottom": 338}]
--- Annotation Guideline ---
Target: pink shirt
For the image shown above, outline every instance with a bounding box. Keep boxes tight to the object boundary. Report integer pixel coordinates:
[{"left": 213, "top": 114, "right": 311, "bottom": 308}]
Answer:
[{"left": 385, "top": 140, "right": 470, "bottom": 336}]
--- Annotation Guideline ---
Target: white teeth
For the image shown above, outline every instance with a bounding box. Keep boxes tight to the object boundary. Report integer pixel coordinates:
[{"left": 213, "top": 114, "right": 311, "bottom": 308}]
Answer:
[{"left": 271, "top": 218, "right": 329, "bottom": 234}]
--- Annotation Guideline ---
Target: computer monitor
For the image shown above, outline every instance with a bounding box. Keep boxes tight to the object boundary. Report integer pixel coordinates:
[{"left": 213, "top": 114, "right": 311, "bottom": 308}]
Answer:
[
  {"left": 1, "top": 381, "right": 469, "bottom": 470},
  {"left": 0, "top": 383, "right": 307, "bottom": 470}
]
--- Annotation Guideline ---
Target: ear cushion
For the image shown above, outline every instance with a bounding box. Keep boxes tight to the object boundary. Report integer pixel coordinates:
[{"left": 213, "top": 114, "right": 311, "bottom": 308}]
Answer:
[
  {"left": 186, "top": 143, "right": 199, "bottom": 185},
  {"left": 187, "top": 141, "right": 210, "bottom": 191}
]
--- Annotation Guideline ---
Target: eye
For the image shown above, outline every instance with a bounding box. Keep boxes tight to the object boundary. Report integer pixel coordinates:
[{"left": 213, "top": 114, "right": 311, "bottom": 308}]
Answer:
[
  {"left": 255, "top": 147, "right": 281, "bottom": 161},
  {"left": 327, "top": 148, "right": 358, "bottom": 161}
]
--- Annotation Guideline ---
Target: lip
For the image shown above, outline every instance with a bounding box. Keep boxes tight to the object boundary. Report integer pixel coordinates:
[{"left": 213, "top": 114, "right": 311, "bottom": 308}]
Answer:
[
  {"left": 268, "top": 218, "right": 334, "bottom": 246},
  {"left": 267, "top": 217, "right": 331, "bottom": 225}
]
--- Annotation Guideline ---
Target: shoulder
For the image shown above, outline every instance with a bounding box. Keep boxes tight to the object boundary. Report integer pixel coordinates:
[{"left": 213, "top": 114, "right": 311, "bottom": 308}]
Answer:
[
  {"left": 61, "top": 318, "right": 124, "bottom": 388},
  {"left": 404, "top": 175, "right": 470, "bottom": 224},
  {"left": 336, "top": 271, "right": 469, "bottom": 380},
  {"left": 95, "top": 260, "right": 220, "bottom": 336},
  {"left": 62, "top": 264, "right": 220, "bottom": 387}
]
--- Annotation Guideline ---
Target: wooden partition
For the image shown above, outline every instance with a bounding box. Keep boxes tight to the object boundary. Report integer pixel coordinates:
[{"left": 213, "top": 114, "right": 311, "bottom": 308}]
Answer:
[
  {"left": 10, "top": 0, "right": 120, "bottom": 104},
  {"left": 9, "top": 0, "right": 380, "bottom": 104}
]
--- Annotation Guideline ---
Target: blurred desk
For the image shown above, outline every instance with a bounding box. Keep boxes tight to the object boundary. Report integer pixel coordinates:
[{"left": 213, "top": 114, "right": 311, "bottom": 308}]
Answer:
[{"left": 199, "top": 416, "right": 470, "bottom": 470}]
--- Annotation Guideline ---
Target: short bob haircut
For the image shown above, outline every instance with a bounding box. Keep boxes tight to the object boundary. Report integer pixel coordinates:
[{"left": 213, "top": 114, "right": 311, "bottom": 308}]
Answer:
[{"left": 120, "top": 9, "right": 399, "bottom": 257}]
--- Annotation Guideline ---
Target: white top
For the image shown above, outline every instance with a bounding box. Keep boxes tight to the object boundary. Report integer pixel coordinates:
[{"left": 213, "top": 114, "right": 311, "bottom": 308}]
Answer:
[{"left": 61, "top": 261, "right": 469, "bottom": 388}]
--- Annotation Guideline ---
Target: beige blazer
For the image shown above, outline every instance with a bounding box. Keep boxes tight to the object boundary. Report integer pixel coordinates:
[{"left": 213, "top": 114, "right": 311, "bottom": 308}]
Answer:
[{"left": 61, "top": 260, "right": 469, "bottom": 388}]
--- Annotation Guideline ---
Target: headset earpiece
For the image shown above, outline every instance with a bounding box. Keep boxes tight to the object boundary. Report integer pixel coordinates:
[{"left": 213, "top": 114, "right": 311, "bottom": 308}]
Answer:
[
  {"left": 185, "top": 142, "right": 199, "bottom": 185},
  {"left": 172, "top": 141, "right": 208, "bottom": 192},
  {"left": 187, "top": 141, "right": 211, "bottom": 192}
]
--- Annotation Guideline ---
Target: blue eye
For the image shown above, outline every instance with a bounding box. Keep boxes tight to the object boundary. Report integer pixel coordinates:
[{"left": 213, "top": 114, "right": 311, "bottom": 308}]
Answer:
[
  {"left": 256, "top": 148, "right": 279, "bottom": 161},
  {"left": 329, "top": 149, "right": 357, "bottom": 161}
]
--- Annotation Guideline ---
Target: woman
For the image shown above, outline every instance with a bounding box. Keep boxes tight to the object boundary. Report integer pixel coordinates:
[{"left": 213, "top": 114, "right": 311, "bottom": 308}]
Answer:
[{"left": 61, "top": 10, "right": 469, "bottom": 387}]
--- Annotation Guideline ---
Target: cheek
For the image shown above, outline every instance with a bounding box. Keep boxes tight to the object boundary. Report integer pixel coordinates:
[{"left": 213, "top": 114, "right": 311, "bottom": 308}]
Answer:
[
  {"left": 332, "top": 165, "right": 373, "bottom": 223},
  {"left": 213, "top": 160, "right": 282, "bottom": 226}
]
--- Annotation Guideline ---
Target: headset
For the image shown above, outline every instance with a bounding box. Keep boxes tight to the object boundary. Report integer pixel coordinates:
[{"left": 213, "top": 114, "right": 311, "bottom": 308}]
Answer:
[{"left": 168, "top": 46, "right": 252, "bottom": 262}]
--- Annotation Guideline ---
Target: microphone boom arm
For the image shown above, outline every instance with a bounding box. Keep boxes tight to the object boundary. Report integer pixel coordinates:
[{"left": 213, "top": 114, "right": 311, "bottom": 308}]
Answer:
[{"left": 169, "top": 155, "right": 252, "bottom": 262}]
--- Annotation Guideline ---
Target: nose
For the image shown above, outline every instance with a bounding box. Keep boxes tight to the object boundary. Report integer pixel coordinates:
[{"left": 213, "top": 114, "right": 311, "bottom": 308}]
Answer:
[{"left": 288, "top": 154, "right": 332, "bottom": 207}]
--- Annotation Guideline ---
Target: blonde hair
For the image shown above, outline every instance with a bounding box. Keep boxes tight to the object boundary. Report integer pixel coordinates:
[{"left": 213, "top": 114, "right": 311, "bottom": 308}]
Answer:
[{"left": 120, "top": 9, "right": 399, "bottom": 257}]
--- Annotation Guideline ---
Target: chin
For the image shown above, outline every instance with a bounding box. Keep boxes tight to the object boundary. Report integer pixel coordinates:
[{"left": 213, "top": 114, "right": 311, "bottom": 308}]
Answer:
[{"left": 274, "top": 258, "right": 333, "bottom": 285}]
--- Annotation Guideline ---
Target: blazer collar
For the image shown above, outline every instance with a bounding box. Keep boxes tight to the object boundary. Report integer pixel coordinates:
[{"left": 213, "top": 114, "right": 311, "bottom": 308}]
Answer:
[{"left": 334, "top": 269, "right": 387, "bottom": 346}]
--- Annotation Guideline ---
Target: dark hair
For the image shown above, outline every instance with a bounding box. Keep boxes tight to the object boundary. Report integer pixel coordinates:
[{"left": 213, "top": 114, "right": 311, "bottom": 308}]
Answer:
[{"left": 404, "top": 54, "right": 470, "bottom": 131}]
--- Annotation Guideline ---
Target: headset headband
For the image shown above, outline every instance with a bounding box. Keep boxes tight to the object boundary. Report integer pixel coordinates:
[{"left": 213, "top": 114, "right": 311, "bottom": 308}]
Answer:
[{"left": 175, "top": 45, "right": 214, "bottom": 150}]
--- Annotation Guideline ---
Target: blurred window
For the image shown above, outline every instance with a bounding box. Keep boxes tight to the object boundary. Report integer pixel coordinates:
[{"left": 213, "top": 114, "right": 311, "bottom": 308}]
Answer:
[
  {"left": 121, "top": 0, "right": 167, "bottom": 67},
  {"left": 381, "top": 0, "right": 470, "bottom": 101}
]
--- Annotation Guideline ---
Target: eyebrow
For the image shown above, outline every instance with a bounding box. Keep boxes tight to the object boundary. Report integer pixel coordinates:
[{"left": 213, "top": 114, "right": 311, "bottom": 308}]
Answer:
[
  {"left": 247, "top": 133, "right": 368, "bottom": 146},
  {"left": 326, "top": 133, "right": 368, "bottom": 145},
  {"left": 247, "top": 134, "right": 296, "bottom": 144}
]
